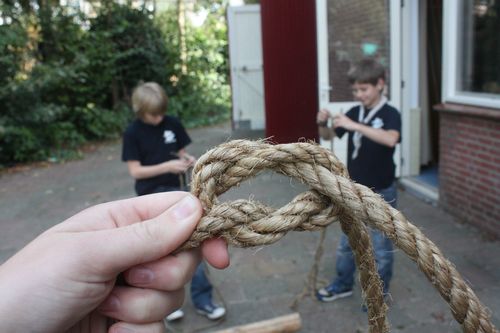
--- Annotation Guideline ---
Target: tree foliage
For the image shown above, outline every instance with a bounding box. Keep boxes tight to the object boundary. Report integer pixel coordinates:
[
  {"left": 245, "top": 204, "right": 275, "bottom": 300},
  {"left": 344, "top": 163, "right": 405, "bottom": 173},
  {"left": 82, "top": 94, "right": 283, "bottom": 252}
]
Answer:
[
  {"left": 156, "top": 3, "right": 230, "bottom": 127},
  {"left": 0, "top": 1, "right": 230, "bottom": 166}
]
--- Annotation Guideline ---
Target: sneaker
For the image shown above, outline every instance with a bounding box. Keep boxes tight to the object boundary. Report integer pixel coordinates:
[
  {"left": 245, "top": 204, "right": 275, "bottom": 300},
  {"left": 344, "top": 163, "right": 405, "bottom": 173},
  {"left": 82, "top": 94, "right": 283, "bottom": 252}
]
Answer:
[
  {"left": 166, "top": 309, "right": 184, "bottom": 321},
  {"left": 195, "top": 303, "right": 226, "bottom": 320},
  {"left": 316, "top": 285, "right": 353, "bottom": 302}
]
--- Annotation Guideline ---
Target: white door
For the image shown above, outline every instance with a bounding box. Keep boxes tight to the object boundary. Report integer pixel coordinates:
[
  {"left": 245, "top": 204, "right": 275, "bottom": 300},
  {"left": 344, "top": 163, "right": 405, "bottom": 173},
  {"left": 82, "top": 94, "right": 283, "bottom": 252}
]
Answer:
[
  {"left": 227, "top": 5, "right": 265, "bottom": 130},
  {"left": 316, "top": 0, "right": 402, "bottom": 175}
]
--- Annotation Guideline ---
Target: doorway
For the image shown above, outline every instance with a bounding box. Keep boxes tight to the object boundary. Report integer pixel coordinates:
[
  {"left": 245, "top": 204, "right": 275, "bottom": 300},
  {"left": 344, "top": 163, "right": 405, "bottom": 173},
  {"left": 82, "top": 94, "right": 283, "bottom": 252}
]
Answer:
[
  {"left": 316, "top": 0, "right": 443, "bottom": 203},
  {"left": 419, "top": 0, "right": 442, "bottom": 187},
  {"left": 316, "top": 0, "right": 402, "bottom": 171},
  {"left": 227, "top": 5, "right": 265, "bottom": 131}
]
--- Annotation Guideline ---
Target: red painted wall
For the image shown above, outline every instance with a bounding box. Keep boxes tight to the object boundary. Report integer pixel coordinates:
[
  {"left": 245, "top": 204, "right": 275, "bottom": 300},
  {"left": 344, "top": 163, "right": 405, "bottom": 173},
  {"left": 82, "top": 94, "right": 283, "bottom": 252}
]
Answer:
[
  {"left": 260, "top": 0, "right": 319, "bottom": 143},
  {"left": 438, "top": 107, "right": 500, "bottom": 238}
]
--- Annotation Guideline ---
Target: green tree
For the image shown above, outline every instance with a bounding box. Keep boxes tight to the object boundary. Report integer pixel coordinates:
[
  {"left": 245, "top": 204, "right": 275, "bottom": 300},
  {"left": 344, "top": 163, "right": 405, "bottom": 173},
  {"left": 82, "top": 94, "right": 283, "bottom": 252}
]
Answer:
[
  {"left": 156, "top": 2, "right": 230, "bottom": 126},
  {"left": 0, "top": 1, "right": 231, "bottom": 165},
  {"left": 87, "top": 3, "right": 171, "bottom": 107}
]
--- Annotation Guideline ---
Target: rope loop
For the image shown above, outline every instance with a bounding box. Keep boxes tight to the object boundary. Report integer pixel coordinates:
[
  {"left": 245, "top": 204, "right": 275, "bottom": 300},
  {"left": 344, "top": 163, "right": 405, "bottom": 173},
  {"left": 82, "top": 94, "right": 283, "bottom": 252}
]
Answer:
[{"left": 178, "top": 140, "right": 496, "bottom": 333}]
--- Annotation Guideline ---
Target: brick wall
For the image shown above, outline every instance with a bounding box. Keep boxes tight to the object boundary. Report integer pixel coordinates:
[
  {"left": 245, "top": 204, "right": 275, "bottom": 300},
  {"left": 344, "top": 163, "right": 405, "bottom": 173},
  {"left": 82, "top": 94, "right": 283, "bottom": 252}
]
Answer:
[{"left": 439, "top": 108, "right": 500, "bottom": 237}]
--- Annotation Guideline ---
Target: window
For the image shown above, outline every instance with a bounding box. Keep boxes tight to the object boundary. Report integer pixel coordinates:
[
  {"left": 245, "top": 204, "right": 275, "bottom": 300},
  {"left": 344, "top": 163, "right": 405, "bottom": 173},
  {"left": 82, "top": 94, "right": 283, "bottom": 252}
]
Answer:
[
  {"left": 443, "top": 0, "right": 500, "bottom": 108},
  {"left": 326, "top": 0, "right": 391, "bottom": 102}
]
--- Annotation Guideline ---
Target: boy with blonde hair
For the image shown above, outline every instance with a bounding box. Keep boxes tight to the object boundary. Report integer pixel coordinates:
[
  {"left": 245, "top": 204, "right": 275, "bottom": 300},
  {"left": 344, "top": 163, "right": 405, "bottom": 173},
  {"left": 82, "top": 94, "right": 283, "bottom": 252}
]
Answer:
[
  {"left": 123, "top": 82, "right": 195, "bottom": 195},
  {"left": 122, "top": 82, "right": 226, "bottom": 321}
]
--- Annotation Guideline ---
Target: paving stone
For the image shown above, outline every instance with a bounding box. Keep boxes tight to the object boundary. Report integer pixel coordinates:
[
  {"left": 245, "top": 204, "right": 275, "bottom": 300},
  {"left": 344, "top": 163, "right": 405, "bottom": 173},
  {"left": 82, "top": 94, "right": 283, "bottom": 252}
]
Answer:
[{"left": 1, "top": 122, "right": 498, "bottom": 332}]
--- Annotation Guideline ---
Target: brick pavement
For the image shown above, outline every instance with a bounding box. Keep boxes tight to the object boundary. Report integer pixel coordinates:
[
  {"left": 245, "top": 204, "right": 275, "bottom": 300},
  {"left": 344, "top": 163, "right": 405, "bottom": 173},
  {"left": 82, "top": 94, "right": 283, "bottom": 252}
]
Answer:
[{"left": 0, "top": 122, "right": 498, "bottom": 332}]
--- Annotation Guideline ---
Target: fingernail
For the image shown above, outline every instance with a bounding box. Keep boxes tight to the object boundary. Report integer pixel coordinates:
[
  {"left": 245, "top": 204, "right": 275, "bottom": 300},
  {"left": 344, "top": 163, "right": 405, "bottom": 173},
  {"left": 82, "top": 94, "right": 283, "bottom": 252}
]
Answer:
[
  {"left": 172, "top": 195, "right": 198, "bottom": 220},
  {"left": 98, "top": 294, "right": 120, "bottom": 312},
  {"left": 128, "top": 267, "right": 154, "bottom": 285}
]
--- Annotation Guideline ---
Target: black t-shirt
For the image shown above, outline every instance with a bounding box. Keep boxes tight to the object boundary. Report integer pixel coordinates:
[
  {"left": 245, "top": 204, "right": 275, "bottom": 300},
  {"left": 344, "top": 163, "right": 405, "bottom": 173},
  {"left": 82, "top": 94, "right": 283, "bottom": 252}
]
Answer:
[
  {"left": 122, "top": 115, "right": 192, "bottom": 195},
  {"left": 335, "top": 103, "right": 401, "bottom": 190}
]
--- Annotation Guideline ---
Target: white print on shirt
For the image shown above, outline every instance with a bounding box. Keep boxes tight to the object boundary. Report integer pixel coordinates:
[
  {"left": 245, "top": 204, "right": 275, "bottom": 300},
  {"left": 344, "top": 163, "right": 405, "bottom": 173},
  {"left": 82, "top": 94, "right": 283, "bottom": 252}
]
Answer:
[
  {"left": 371, "top": 117, "right": 384, "bottom": 129},
  {"left": 163, "top": 130, "right": 177, "bottom": 144}
]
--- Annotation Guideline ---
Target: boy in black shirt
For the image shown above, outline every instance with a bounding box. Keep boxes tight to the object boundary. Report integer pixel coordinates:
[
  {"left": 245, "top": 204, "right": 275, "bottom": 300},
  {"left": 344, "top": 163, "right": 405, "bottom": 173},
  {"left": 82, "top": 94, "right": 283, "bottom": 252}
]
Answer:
[
  {"left": 122, "top": 82, "right": 226, "bottom": 321},
  {"left": 315, "top": 59, "right": 401, "bottom": 306},
  {"left": 122, "top": 82, "right": 195, "bottom": 195}
]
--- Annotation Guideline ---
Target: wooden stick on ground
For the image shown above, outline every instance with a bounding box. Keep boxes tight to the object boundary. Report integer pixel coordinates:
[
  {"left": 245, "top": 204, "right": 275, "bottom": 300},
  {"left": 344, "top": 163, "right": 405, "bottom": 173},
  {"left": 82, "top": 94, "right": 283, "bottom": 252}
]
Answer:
[{"left": 212, "top": 313, "right": 301, "bottom": 333}]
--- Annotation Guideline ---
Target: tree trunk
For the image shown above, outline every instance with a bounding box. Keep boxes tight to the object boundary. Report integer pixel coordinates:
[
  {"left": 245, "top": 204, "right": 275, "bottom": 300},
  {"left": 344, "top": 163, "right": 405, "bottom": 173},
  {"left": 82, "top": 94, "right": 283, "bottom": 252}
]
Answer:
[
  {"left": 37, "top": 0, "right": 55, "bottom": 62},
  {"left": 177, "top": 0, "right": 188, "bottom": 75}
]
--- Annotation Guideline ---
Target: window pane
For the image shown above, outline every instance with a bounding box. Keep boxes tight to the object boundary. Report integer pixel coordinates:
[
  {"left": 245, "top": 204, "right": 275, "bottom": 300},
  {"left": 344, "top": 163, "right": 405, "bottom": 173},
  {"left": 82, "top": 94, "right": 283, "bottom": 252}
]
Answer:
[
  {"left": 327, "top": 0, "right": 391, "bottom": 102},
  {"left": 459, "top": 0, "right": 500, "bottom": 95}
]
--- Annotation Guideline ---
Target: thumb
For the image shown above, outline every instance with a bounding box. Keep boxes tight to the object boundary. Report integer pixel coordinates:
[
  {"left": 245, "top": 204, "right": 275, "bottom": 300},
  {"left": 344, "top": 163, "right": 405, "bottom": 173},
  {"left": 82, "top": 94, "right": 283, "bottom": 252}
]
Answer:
[{"left": 84, "top": 195, "right": 202, "bottom": 276}]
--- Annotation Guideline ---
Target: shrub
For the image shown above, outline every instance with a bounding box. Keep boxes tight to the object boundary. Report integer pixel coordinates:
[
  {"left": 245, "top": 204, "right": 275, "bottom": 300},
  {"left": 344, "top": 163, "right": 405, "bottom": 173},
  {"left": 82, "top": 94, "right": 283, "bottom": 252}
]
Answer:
[
  {"left": 70, "top": 103, "right": 131, "bottom": 140},
  {"left": 0, "top": 126, "right": 46, "bottom": 163},
  {"left": 156, "top": 6, "right": 230, "bottom": 127},
  {"left": 0, "top": 2, "right": 231, "bottom": 165}
]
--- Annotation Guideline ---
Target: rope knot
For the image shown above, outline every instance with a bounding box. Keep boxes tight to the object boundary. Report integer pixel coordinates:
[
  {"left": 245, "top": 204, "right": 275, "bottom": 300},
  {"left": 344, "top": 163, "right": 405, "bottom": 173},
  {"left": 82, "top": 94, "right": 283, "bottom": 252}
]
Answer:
[{"left": 178, "top": 140, "right": 496, "bottom": 333}]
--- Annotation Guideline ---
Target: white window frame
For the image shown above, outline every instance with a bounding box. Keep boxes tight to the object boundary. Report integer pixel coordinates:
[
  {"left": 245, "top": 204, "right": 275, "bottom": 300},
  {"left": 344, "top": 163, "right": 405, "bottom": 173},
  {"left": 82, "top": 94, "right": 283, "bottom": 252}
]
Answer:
[{"left": 442, "top": 0, "right": 500, "bottom": 109}]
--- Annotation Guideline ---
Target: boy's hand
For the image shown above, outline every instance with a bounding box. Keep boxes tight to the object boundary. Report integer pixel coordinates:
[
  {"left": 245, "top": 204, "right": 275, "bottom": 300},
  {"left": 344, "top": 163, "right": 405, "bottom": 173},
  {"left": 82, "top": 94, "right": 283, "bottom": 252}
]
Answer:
[
  {"left": 165, "top": 159, "right": 191, "bottom": 174},
  {"left": 317, "top": 108, "right": 330, "bottom": 124},
  {"left": 332, "top": 113, "right": 359, "bottom": 131},
  {"left": 181, "top": 153, "right": 197, "bottom": 168}
]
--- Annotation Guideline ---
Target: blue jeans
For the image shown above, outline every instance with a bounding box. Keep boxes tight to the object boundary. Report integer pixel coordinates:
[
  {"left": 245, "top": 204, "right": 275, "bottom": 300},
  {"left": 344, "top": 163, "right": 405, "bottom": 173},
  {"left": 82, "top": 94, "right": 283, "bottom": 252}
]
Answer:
[
  {"left": 330, "top": 183, "right": 396, "bottom": 294},
  {"left": 190, "top": 262, "right": 214, "bottom": 308},
  {"left": 149, "top": 186, "right": 213, "bottom": 308}
]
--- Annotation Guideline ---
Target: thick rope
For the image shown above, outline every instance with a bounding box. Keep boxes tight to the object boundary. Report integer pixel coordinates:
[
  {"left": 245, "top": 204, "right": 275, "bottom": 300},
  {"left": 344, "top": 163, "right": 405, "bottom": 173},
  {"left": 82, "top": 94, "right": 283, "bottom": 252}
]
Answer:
[
  {"left": 179, "top": 140, "right": 496, "bottom": 333},
  {"left": 290, "top": 228, "right": 326, "bottom": 310}
]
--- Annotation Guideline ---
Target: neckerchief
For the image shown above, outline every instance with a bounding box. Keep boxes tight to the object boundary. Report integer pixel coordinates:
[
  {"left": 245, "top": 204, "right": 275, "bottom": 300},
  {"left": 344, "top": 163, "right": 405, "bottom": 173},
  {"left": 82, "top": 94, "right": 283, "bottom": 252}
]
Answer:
[{"left": 351, "top": 95, "right": 387, "bottom": 160}]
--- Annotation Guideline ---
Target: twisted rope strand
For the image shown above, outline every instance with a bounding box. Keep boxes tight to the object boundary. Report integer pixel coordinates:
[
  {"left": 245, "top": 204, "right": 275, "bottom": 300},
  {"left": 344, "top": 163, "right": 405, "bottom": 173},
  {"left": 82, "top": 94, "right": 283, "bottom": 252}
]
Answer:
[
  {"left": 189, "top": 140, "right": 388, "bottom": 332},
  {"left": 182, "top": 140, "right": 496, "bottom": 333}
]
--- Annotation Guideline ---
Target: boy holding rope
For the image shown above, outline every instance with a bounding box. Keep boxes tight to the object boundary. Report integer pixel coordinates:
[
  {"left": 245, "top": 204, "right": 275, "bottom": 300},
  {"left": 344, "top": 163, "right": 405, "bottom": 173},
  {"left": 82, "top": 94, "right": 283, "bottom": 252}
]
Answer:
[
  {"left": 122, "top": 82, "right": 226, "bottom": 321},
  {"left": 316, "top": 59, "right": 401, "bottom": 306}
]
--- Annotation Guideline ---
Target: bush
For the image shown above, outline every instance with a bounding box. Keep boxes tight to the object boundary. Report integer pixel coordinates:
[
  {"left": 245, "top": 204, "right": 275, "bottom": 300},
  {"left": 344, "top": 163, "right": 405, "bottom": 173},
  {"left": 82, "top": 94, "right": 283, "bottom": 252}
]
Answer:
[
  {"left": 0, "top": 126, "right": 45, "bottom": 163},
  {"left": 156, "top": 6, "right": 230, "bottom": 127},
  {"left": 0, "top": 22, "right": 27, "bottom": 87},
  {"left": 70, "top": 103, "right": 131, "bottom": 140},
  {"left": 0, "top": 2, "right": 231, "bottom": 166},
  {"left": 87, "top": 4, "right": 172, "bottom": 107},
  {"left": 44, "top": 121, "right": 85, "bottom": 150}
]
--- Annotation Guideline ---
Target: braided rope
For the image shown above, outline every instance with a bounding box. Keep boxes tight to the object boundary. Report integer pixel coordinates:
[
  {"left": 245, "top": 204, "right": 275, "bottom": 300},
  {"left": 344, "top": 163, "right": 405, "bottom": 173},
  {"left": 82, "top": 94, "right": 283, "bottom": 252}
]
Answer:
[{"left": 180, "top": 140, "right": 496, "bottom": 333}]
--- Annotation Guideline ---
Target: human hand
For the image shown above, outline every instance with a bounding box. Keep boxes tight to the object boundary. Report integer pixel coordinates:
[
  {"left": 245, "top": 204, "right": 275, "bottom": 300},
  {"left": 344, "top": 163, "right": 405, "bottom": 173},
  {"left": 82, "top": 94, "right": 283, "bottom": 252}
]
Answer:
[
  {"left": 332, "top": 112, "right": 359, "bottom": 131},
  {"left": 181, "top": 153, "right": 197, "bottom": 168},
  {"left": 165, "top": 159, "right": 191, "bottom": 174},
  {"left": 0, "top": 192, "right": 229, "bottom": 333},
  {"left": 317, "top": 108, "right": 330, "bottom": 124}
]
